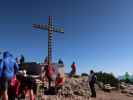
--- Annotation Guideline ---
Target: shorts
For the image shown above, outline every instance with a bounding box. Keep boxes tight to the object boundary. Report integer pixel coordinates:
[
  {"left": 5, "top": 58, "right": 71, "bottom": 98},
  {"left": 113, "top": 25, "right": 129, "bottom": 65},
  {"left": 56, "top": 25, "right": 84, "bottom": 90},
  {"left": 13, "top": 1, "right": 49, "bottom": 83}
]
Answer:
[{"left": 0, "top": 77, "right": 9, "bottom": 92}]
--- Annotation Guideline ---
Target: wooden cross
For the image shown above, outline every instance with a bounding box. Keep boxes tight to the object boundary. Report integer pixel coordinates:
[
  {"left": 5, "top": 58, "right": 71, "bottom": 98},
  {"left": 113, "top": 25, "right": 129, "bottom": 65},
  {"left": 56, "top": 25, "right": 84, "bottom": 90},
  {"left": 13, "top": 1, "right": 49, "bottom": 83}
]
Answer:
[{"left": 32, "top": 16, "right": 64, "bottom": 65}]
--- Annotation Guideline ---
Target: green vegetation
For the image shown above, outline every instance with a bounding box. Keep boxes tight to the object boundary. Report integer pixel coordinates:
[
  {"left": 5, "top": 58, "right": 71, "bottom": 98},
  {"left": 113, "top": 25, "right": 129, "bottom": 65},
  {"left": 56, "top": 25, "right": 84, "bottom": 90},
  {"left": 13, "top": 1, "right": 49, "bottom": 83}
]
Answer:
[
  {"left": 119, "top": 72, "right": 133, "bottom": 84},
  {"left": 96, "top": 71, "right": 120, "bottom": 88},
  {"left": 81, "top": 73, "right": 88, "bottom": 77},
  {"left": 73, "top": 74, "right": 80, "bottom": 78},
  {"left": 123, "top": 72, "right": 133, "bottom": 84}
]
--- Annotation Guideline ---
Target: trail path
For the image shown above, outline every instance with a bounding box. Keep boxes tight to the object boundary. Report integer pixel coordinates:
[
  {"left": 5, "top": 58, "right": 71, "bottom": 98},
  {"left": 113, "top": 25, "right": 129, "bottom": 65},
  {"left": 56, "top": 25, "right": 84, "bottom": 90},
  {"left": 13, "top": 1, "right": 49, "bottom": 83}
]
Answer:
[{"left": 90, "top": 90, "right": 133, "bottom": 100}]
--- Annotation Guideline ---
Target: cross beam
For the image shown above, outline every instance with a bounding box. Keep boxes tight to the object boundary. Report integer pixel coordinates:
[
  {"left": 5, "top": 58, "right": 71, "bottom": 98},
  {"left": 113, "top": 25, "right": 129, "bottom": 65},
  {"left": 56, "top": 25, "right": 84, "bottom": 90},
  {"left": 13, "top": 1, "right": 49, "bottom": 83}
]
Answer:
[{"left": 32, "top": 16, "right": 64, "bottom": 65}]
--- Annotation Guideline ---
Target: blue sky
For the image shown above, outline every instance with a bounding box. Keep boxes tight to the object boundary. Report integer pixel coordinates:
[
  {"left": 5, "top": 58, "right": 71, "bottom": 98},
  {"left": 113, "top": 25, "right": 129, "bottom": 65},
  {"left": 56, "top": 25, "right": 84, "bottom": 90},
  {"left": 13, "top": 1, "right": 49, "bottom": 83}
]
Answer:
[{"left": 0, "top": 0, "right": 133, "bottom": 76}]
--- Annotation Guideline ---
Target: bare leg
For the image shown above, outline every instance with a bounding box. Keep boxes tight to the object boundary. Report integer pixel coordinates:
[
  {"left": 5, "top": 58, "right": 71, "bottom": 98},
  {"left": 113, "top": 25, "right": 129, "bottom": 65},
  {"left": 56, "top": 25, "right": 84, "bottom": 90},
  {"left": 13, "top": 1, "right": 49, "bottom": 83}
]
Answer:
[
  {"left": 2, "top": 90, "right": 8, "bottom": 100},
  {"left": 29, "top": 89, "right": 34, "bottom": 100}
]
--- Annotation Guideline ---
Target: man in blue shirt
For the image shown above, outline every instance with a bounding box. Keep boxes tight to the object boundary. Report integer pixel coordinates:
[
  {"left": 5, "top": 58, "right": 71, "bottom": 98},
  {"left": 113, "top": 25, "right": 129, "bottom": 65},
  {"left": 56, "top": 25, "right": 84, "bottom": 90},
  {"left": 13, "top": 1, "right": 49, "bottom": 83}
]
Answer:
[{"left": 0, "top": 51, "right": 19, "bottom": 100}]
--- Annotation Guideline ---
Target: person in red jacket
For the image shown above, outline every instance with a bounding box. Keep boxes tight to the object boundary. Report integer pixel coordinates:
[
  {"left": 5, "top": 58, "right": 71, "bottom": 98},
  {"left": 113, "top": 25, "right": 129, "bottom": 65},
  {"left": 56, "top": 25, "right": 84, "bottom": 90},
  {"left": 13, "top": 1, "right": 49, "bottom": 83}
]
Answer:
[
  {"left": 70, "top": 61, "right": 76, "bottom": 77},
  {"left": 55, "top": 73, "right": 64, "bottom": 93},
  {"left": 45, "top": 64, "right": 55, "bottom": 89},
  {"left": 55, "top": 73, "right": 64, "bottom": 86},
  {"left": 8, "top": 76, "right": 20, "bottom": 99}
]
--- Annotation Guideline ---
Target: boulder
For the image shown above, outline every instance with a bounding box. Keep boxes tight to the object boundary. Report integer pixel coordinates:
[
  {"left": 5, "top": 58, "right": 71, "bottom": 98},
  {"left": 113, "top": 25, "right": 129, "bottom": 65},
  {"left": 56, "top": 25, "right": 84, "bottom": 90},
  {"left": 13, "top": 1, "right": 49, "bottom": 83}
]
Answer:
[
  {"left": 120, "top": 82, "right": 127, "bottom": 89},
  {"left": 121, "top": 89, "right": 129, "bottom": 94},
  {"left": 103, "top": 84, "right": 116, "bottom": 92}
]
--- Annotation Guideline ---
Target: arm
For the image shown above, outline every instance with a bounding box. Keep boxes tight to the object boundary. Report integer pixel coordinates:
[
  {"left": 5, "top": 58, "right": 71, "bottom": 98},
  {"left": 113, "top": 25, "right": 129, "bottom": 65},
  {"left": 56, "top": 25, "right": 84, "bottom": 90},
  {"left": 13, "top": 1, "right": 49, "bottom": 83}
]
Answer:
[
  {"left": 14, "top": 62, "right": 19, "bottom": 74},
  {"left": 0, "top": 61, "right": 4, "bottom": 73},
  {"left": 0, "top": 61, "right": 3, "bottom": 75}
]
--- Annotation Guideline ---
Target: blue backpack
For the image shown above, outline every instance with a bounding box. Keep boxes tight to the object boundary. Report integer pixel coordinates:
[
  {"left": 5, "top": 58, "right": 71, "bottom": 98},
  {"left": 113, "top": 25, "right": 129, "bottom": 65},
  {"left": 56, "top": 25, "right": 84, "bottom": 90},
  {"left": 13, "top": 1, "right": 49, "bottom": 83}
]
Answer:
[{"left": 1, "top": 56, "right": 19, "bottom": 80}]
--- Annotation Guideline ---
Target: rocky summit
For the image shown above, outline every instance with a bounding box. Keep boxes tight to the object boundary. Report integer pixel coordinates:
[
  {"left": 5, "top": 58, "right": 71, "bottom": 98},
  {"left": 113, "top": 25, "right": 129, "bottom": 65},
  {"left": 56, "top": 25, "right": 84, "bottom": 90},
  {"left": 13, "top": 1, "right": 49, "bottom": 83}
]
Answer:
[{"left": 59, "top": 76, "right": 90, "bottom": 97}]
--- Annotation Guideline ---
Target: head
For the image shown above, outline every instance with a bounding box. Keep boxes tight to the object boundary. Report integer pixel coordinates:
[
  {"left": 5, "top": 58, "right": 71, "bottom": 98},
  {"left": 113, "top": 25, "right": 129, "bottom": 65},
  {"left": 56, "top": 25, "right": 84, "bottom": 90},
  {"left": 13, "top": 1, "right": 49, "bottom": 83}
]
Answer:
[
  {"left": 90, "top": 70, "right": 94, "bottom": 74},
  {"left": 57, "top": 73, "right": 61, "bottom": 78},
  {"left": 3, "top": 51, "right": 12, "bottom": 58},
  {"left": 44, "top": 56, "right": 48, "bottom": 62},
  {"left": 59, "top": 58, "right": 62, "bottom": 61},
  {"left": 21, "top": 54, "right": 24, "bottom": 58},
  {"left": 72, "top": 61, "right": 75, "bottom": 64}
]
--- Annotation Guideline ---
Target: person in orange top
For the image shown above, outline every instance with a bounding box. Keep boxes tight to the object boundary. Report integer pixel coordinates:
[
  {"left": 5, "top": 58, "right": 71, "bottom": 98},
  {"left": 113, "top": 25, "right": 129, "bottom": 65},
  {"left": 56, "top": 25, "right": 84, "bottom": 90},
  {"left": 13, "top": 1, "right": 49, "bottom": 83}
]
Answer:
[{"left": 55, "top": 73, "right": 64, "bottom": 93}]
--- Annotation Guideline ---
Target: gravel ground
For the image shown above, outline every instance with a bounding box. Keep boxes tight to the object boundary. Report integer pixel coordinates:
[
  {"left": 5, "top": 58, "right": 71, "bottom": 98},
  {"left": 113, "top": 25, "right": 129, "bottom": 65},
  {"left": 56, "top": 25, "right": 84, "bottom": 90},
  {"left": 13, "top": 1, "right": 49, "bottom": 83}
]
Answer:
[{"left": 40, "top": 90, "right": 133, "bottom": 100}]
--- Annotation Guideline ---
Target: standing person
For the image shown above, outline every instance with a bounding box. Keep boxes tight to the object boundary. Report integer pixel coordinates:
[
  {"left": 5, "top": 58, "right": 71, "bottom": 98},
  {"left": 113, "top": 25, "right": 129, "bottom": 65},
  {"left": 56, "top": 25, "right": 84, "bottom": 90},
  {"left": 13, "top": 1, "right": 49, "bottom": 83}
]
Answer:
[
  {"left": 70, "top": 61, "right": 76, "bottom": 77},
  {"left": 89, "top": 70, "right": 97, "bottom": 98},
  {"left": 58, "top": 58, "right": 64, "bottom": 64},
  {"left": 45, "top": 64, "right": 55, "bottom": 89},
  {"left": 0, "top": 51, "right": 19, "bottom": 100},
  {"left": 24, "top": 76, "right": 36, "bottom": 100},
  {"left": 19, "top": 55, "right": 25, "bottom": 70},
  {"left": 15, "top": 57, "right": 19, "bottom": 65},
  {"left": 44, "top": 56, "right": 48, "bottom": 64}
]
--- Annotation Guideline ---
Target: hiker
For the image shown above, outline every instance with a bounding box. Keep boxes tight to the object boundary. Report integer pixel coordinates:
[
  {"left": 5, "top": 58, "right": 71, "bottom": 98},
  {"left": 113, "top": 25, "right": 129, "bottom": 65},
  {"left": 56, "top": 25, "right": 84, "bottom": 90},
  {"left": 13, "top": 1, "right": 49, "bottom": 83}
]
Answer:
[
  {"left": 24, "top": 76, "right": 36, "bottom": 100},
  {"left": 55, "top": 73, "right": 64, "bottom": 93},
  {"left": 18, "top": 70, "right": 36, "bottom": 100},
  {"left": 58, "top": 58, "right": 64, "bottom": 64},
  {"left": 89, "top": 70, "right": 97, "bottom": 98},
  {"left": 44, "top": 56, "right": 48, "bottom": 64},
  {"left": 45, "top": 64, "right": 55, "bottom": 89},
  {"left": 17, "top": 70, "right": 36, "bottom": 100},
  {"left": 0, "top": 51, "right": 19, "bottom": 100},
  {"left": 8, "top": 75, "right": 20, "bottom": 99},
  {"left": 19, "top": 55, "right": 25, "bottom": 70},
  {"left": 70, "top": 61, "right": 76, "bottom": 77},
  {"left": 15, "top": 57, "right": 19, "bottom": 65}
]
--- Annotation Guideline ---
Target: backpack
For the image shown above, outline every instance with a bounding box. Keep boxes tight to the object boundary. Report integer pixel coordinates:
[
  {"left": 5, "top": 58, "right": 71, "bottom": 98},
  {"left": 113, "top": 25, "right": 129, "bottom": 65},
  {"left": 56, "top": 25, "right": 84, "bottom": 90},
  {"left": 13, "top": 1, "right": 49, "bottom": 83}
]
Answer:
[
  {"left": 1, "top": 60, "right": 17, "bottom": 80},
  {"left": 91, "top": 74, "right": 97, "bottom": 83}
]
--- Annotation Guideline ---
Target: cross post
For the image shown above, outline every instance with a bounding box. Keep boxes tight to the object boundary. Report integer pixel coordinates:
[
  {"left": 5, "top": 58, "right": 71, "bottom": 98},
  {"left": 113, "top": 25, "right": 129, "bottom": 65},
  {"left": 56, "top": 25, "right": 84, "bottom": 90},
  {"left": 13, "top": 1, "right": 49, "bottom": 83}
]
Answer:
[
  {"left": 32, "top": 16, "right": 64, "bottom": 65},
  {"left": 32, "top": 16, "right": 64, "bottom": 88}
]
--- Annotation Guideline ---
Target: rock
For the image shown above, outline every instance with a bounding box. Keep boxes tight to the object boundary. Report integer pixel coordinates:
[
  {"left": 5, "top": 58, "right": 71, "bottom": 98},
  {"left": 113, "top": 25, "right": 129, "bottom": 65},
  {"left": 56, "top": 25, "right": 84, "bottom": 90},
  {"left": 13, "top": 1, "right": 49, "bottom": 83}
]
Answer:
[
  {"left": 120, "top": 83, "right": 133, "bottom": 96},
  {"left": 103, "top": 84, "right": 112, "bottom": 92},
  {"left": 120, "top": 82, "right": 127, "bottom": 89},
  {"left": 121, "top": 89, "right": 129, "bottom": 94},
  {"left": 58, "top": 77, "right": 90, "bottom": 98},
  {"left": 129, "top": 91, "right": 133, "bottom": 95}
]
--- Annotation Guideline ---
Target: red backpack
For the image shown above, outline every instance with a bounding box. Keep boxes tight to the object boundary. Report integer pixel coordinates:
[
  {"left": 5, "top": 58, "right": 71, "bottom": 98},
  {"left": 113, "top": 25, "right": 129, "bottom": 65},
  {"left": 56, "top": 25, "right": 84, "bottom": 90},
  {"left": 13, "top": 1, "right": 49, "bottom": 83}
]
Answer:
[
  {"left": 47, "top": 65, "right": 55, "bottom": 77},
  {"left": 10, "top": 76, "right": 20, "bottom": 96}
]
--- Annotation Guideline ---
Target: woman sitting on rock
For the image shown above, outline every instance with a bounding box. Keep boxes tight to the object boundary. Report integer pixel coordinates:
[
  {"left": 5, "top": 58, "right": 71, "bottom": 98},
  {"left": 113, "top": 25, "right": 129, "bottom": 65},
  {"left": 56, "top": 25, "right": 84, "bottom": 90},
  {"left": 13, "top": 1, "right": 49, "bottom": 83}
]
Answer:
[{"left": 55, "top": 73, "right": 64, "bottom": 93}]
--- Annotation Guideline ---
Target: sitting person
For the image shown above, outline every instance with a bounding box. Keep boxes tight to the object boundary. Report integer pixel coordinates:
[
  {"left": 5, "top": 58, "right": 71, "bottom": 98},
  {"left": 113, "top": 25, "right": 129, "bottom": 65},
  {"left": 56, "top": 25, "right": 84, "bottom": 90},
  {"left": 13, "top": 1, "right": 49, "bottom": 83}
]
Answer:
[
  {"left": 55, "top": 73, "right": 64, "bottom": 93},
  {"left": 58, "top": 58, "right": 64, "bottom": 64}
]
